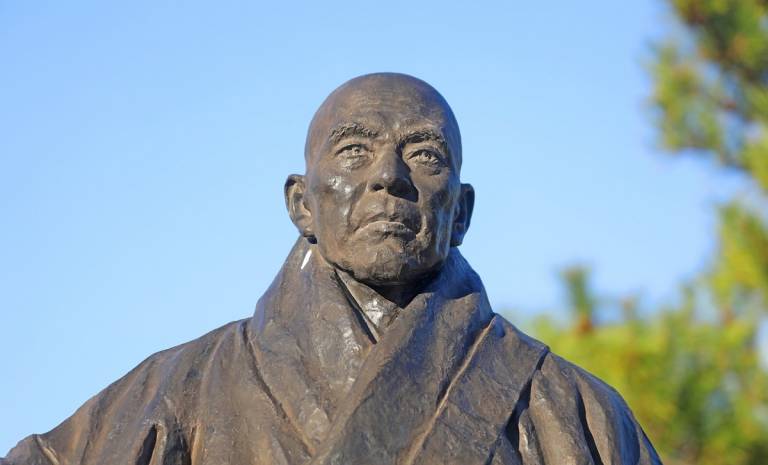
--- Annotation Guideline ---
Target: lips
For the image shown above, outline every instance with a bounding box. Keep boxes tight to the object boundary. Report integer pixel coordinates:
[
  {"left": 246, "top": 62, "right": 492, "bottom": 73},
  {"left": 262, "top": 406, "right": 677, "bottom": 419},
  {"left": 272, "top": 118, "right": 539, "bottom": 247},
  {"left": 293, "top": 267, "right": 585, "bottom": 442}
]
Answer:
[
  {"left": 364, "top": 219, "right": 414, "bottom": 232},
  {"left": 355, "top": 202, "right": 420, "bottom": 237}
]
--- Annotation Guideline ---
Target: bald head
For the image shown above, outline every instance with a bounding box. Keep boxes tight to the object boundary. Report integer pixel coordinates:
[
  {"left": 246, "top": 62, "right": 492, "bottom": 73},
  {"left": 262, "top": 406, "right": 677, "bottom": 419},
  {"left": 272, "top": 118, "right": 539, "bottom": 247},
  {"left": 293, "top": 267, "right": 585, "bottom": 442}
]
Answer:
[
  {"left": 304, "top": 73, "right": 462, "bottom": 172},
  {"left": 286, "top": 73, "right": 474, "bottom": 287}
]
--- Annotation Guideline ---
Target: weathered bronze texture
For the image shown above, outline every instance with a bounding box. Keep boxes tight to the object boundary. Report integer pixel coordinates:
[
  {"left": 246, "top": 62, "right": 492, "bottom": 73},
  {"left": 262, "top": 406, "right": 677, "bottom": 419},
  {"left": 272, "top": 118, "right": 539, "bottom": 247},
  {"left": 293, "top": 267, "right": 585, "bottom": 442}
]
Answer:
[{"left": 2, "top": 73, "right": 662, "bottom": 465}]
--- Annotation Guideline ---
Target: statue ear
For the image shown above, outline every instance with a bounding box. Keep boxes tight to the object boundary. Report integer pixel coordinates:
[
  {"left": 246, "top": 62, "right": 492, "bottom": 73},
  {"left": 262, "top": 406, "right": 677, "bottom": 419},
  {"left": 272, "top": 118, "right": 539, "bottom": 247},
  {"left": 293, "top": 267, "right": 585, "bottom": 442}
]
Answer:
[
  {"left": 284, "top": 174, "right": 316, "bottom": 243},
  {"left": 450, "top": 183, "right": 474, "bottom": 247}
]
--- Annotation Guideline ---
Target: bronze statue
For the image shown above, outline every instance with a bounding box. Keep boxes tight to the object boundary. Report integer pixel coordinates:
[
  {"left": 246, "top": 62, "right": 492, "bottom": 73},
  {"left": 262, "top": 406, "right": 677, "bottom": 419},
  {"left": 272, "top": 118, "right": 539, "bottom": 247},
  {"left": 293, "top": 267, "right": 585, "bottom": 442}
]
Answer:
[{"left": 2, "top": 73, "right": 662, "bottom": 465}]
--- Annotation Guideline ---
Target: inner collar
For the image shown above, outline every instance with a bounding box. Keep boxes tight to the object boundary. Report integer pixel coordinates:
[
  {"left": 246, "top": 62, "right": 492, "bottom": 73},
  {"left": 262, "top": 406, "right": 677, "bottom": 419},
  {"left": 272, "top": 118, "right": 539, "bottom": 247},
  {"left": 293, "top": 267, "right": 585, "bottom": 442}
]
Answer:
[{"left": 335, "top": 269, "right": 401, "bottom": 342}]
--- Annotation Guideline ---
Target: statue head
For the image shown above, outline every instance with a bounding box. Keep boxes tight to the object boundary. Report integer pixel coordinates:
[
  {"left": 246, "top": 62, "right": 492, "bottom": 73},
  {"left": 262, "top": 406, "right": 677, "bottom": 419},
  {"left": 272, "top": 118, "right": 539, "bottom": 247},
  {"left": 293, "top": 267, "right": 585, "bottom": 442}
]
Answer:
[{"left": 285, "top": 73, "right": 474, "bottom": 287}]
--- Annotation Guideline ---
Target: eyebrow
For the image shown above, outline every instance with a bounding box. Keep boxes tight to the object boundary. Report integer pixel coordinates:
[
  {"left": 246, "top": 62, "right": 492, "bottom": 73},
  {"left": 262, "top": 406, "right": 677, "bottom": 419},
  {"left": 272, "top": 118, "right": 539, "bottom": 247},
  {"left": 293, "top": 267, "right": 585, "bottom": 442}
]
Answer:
[
  {"left": 399, "top": 128, "right": 445, "bottom": 146},
  {"left": 328, "top": 122, "right": 379, "bottom": 145},
  {"left": 398, "top": 128, "right": 448, "bottom": 154}
]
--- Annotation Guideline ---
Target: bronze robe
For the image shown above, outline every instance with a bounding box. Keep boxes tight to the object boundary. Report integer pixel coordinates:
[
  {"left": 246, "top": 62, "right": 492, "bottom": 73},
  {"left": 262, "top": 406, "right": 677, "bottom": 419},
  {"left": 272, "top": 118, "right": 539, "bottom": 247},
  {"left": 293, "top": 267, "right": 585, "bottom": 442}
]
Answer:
[{"left": 2, "top": 239, "right": 662, "bottom": 465}]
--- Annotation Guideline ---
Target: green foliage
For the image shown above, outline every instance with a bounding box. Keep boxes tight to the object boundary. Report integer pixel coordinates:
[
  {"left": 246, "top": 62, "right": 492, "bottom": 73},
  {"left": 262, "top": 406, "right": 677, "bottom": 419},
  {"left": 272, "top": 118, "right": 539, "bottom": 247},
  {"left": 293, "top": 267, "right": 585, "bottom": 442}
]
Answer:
[
  {"left": 534, "top": 283, "right": 768, "bottom": 465},
  {"left": 711, "top": 204, "right": 768, "bottom": 315},
  {"left": 560, "top": 266, "right": 596, "bottom": 333},
  {"left": 530, "top": 2, "right": 768, "bottom": 464},
  {"left": 651, "top": 0, "right": 768, "bottom": 321},
  {"left": 652, "top": 0, "right": 768, "bottom": 173}
]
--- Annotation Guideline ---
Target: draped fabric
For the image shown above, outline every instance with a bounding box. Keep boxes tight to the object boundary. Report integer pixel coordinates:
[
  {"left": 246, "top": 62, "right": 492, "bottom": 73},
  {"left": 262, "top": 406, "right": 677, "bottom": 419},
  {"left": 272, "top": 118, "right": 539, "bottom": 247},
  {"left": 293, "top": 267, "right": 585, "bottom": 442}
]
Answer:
[{"left": 2, "top": 239, "right": 662, "bottom": 465}]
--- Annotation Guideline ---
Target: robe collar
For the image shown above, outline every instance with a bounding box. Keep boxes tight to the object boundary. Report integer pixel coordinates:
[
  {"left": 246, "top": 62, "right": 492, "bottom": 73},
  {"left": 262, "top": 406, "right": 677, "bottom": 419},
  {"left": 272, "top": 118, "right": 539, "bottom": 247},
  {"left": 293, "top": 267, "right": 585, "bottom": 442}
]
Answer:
[{"left": 248, "top": 238, "right": 548, "bottom": 464}]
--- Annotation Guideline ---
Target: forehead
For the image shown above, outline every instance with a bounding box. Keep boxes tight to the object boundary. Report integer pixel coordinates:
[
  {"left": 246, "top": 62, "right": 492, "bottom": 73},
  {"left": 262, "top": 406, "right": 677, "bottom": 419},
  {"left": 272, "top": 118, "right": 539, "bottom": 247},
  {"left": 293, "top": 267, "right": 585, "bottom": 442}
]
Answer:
[
  {"left": 305, "top": 80, "right": 462, "bottom": 167},
  {"left": 326, "top": 85, "right": 450, "bottom": 127}
]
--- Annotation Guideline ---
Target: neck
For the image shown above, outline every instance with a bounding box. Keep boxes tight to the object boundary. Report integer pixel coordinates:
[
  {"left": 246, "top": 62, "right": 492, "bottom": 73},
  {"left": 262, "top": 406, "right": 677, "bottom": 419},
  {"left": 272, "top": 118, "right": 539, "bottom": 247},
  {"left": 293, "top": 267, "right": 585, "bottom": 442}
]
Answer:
[
  {"left": 368, "top": 271, "right": 438, "bottom": 308},
  {"left": 367, "top": 284, "right": 416, "bottom": 309}
]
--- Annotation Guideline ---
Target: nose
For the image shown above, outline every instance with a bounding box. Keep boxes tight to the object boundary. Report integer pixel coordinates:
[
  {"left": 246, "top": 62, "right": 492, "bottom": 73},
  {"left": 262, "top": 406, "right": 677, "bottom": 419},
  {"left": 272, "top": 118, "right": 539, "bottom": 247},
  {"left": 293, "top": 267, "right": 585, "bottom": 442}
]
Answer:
[{"left": 368, "top": 147, "right": 416, "bottom": 200}]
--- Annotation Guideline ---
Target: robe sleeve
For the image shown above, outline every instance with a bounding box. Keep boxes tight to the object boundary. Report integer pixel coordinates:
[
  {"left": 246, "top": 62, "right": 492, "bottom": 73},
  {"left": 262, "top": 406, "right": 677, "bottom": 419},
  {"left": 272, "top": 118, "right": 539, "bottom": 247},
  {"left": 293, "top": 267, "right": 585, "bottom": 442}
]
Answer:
[
  {"left": 2, "top": 349, "right": 189, "bottom": 465},
  {"left": 2, "top": 377, "right": 123, "bottom": 465},
  {"left": 1, "top": 434, "right": 60, "bottom": 465},
  {"left": 1, "top": 320, "right": 262, "bottom": 465},
  {"left": 513, "top": 353, "right": 663, "bottom": 465}
]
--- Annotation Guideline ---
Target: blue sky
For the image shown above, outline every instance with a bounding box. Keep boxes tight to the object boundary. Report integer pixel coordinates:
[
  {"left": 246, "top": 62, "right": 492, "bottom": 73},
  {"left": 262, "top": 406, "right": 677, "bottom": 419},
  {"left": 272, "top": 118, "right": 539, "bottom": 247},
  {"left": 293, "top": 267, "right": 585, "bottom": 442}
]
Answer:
[{"left": 0, "top": 0, "right": 743, "bottom": 453}]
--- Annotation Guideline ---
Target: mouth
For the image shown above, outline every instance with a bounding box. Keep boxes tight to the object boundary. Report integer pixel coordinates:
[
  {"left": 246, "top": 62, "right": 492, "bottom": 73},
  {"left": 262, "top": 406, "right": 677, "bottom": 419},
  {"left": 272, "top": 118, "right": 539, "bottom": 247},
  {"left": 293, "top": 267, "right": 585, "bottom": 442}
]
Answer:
[{"left": 358, "top": 220, "right": 417, "bottom": 239}]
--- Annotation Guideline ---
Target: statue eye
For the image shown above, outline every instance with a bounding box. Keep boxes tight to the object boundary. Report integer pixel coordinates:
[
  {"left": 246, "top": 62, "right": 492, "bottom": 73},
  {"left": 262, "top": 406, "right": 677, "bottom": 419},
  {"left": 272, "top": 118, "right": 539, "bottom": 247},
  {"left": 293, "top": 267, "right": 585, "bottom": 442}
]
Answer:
[
  {"left": 335, "top": 144, "right": 371, "bottom": 167},
  {"left": 408, "top": 149, "right": 445, "bottom": 168}
]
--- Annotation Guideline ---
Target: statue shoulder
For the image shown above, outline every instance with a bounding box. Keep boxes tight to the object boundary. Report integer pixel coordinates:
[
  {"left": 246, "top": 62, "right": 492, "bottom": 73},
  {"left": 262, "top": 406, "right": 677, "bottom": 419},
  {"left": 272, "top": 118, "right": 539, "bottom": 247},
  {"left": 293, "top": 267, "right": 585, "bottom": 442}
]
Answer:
[
  {"left": 492, "top": 314, "right": 631, "bottom": 411},
  {"left": 492, "top": 315, "right": 663, "bottom": 464},
  {"left": 528, "top": 351, "right": 663, "bottom": 464},
  {"left": 2, "top": 319, "right": 251, "bottom": 465}
]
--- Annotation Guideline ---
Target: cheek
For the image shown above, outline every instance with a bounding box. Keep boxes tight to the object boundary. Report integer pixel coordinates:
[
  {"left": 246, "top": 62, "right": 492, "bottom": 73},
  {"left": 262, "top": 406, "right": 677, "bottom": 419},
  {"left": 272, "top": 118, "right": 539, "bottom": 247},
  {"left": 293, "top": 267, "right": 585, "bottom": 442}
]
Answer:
[
  {"left": 411, "top": 178, "right": 458, "bottom": 255},
  {"left": 309, "top": 172, "right": 363, "bottom": 235},
  {"left": 322, "top": 175, "right": 356, "bottom": 215},
  {"left": 418, "top": 176, "right": 458, "bottom": 223}
]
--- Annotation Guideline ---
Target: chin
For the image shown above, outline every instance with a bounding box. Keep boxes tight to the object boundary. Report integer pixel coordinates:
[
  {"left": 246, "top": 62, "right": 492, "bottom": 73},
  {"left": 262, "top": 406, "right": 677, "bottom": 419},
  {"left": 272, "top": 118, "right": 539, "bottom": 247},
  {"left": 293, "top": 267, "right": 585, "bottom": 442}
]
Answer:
[
  {"left": 349, "top": 243, "right": 407, "bottom": 282},
  {"left": 343, "top": 241, "right": 436, "bottom": 286}
]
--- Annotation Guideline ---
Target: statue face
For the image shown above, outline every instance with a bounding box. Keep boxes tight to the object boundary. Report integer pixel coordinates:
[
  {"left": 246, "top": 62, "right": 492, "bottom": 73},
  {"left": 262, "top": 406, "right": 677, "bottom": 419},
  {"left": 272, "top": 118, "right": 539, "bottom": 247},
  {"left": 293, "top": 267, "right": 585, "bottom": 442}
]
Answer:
[{"left": 286, "top": 74, "right": 473, "bottom": 287}]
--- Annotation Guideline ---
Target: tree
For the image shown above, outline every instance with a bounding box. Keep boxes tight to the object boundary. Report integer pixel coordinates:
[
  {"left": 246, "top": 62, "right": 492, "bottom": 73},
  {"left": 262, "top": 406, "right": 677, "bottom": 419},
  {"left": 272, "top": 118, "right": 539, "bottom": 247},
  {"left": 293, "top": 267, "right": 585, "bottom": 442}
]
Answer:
[
  {"left": 653, "top": 0, "right": 768, "bottom": 318},
  {"left": 534, "top": 275, "right": 768, "bottom": 465},
  {"left": 531, "top": 2, "right": 768, "bottom": 464}
]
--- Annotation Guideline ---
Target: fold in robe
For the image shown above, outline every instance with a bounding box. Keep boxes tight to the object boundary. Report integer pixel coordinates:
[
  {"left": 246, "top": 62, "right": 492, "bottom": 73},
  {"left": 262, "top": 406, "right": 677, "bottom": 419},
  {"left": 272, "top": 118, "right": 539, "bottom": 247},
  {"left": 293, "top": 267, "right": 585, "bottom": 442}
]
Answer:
[{"left": 2, "top": 239, "right": 662, "bottom": 465}]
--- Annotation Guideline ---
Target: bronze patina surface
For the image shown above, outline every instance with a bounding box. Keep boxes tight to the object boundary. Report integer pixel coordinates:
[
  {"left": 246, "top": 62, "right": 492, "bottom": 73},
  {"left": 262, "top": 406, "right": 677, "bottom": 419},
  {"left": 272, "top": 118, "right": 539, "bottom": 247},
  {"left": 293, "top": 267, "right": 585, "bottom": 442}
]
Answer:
[{"left": 2, "top": 73, "right": 662, "bottom": 465}]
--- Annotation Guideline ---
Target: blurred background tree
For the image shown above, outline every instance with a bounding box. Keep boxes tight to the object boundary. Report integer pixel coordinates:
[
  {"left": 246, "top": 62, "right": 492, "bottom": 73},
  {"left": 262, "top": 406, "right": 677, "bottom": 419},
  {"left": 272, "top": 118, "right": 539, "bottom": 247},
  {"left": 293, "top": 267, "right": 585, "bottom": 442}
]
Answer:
[{"left": 531, "top": 1, "right": 768, "bottom": 464}]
